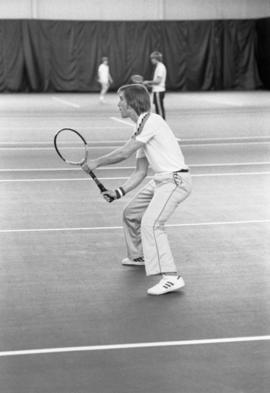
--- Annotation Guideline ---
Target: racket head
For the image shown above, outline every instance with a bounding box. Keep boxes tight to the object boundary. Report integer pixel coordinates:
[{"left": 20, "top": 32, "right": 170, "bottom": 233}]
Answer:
[
  {"left": 130, "top": 74, "right": 144, "bottom": 84},
  {"left": 54, "top": 128, "right": 88, "bottom": 165}
]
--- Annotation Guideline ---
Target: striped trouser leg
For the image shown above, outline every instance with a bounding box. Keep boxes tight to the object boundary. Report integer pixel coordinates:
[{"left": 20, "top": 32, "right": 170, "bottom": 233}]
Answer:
[
  {"left": 122, "top": 181, "right": 155, "bottom": 260},
  {"left": 141, "top": 175, "right": 192, "bottom": 276},
  {"left": 153, "top": 92, "right": 165, "bottom": 119}
]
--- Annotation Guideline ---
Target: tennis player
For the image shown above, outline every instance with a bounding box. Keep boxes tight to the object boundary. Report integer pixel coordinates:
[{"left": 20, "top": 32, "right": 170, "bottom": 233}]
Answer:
[
  {"left": 97, "top": 57, "right": 113, "bottom": 103},
  {"left": 144, "top": 51, "right": 167, "bottom": 119},
  {"left": 82, "top": 84, "right": 192, "bottom": 295}
]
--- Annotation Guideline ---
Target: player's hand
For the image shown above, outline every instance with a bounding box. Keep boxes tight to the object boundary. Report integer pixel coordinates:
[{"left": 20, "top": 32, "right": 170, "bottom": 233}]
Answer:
[{"left": 102, "top": 190, "right": 116, "bottom": 203}]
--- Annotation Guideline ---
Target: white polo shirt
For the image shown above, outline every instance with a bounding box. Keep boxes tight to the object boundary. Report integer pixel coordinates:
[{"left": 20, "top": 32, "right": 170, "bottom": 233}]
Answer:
[
  {"left": 98, "top": 63, "right": 110, "bottom": 84},
  {"left": 134, "top": 113, "right": 188, "bottom": 173},
  {"left": 152, "top": 62, "right": 166, "bottom": 93}
]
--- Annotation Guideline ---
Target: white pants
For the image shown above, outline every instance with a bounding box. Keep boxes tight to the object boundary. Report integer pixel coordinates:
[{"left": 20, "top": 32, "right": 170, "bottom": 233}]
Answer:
[
  {"left": 99, "top": 81, "right": 109, "bottom": 98},
  {"left": 122, "top": 172, "right": 192, "bottom": 276}
]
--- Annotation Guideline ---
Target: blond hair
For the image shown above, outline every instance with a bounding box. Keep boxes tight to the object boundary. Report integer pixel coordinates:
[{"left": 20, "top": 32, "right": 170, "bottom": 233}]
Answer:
[
  {"left": 118, "top": 84, "right": 151, "bottom": 115},
  {"left": 150, "top": 51, "right": 163, "bottom": 61}
]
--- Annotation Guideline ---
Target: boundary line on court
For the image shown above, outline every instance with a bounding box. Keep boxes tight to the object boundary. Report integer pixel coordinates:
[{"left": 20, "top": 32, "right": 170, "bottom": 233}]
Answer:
[
  {"left": 110, "top": 117, "right": 133, "bottom": 126},
  {"left": 51, "top": 96, "right": 81, "bottom": 108},
  {"left": 0, "top": 135, "right": 269, "bottom": 146},
  {"left": 1, "top": 171, "right": 270, "bottom": 182},
  {"left": 0, "top": 335, "right": 270, "bottom": 357},
  {"left": 0, "top": 146, "right": 120, "bottom": 151},
  {"left": 180, "top": 135, "right": 270, "bottom": 142},
  {"left": 0, "top": 141, "right": 270, "bottom": 150},
  {"left": 1, "top": 162, "right": 270, "bottom": 172},
  {"left": 0, "top": 126, "right": 132, "bottom": 131},
  {"left": 0, "top": 219, "right": 269, "bottom": 234}
]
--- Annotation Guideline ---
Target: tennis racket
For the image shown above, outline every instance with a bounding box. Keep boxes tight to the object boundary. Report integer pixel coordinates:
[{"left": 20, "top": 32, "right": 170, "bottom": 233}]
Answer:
[
  {"left": 130, "top": 74, "right": 144, "bottom": 84},
  {"left": 54, "top": 128, "right": 114, "bottom": 202}
]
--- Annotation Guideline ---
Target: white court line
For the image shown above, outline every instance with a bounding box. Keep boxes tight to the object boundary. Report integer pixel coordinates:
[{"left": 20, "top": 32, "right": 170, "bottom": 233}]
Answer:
[
  {"left": 0, "top": 219, "right": 269, "bottom": 234},
  {"left": 191, "top": 162, "right": 270, "bottom": 167},
  {"left": 0, "top": 126, "right": 131, "bottom": 131},
  {"left": 51, "top": 96, "right": 80, "bottom": 108},
  {"left": 0, "top": 139, "right": 127, "bottom": 145},
  {"left": 1, "top": 162, "right": 270, "bottom": 172},
  {"left": 110, "top": 117, "right": 134, "bottom": 127},
  {"left": 0, "top": 335, "right": 270, "bottom": 357},
  {"left": 193, "top": 171, "right": 270, "bottom": 177},
  {"left": 0, "top": 136, "right": 269, "bottom": 145},
  {"left": 181, "top": 141, "right": 270, "bottom": 147},
  {"left": 0, "top": 146, "right": 120, "bottom": 151},
  {"left": 1, "top": 171, "right": 270, "bottom": 182},
  {"left": 0, "top": 141, "right": 269, "bottom": 151},
  {"left": 179, "top": 136, "right": 270, "bottom": 142},
  {"left": 193, "top": 96, "right": 245, "bottom": 107}
]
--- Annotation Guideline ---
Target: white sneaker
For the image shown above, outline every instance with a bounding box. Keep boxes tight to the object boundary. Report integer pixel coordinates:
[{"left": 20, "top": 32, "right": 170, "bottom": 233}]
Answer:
[
  {"left": 122, "top": 257, "right": 145, "bottom": 266},
  {"left": 147, "top": 275, "right": 185, "bottom": 295}
]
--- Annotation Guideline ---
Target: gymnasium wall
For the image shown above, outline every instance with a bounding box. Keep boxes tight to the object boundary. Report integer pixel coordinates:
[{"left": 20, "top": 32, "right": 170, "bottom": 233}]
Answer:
[
  {"left": 256, "top": 17, "right": 270, "bottom": 89},
  {"left": 0, "top": 19, "right": 263, "bottom": 92},
  {"left": 0, "top": 1, "right": 269, "bottom": 92},
  {"left": 1, "top": 0, "right": 270, "bottom": 20}
]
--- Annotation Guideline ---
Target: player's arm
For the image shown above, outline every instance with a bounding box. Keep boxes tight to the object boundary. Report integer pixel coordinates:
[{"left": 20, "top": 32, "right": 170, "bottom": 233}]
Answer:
[
  {"left": 102, "top": 156, "right": 148, "bottom": 202},
  {"left": 82, "top": 138, "right": 144, "bottom": 173},
  {"left": 97, "top": 67, "right": 101, "bottom": 82},
  {"left": 144, "top": 75, "right": 162, "bottom": 86}
]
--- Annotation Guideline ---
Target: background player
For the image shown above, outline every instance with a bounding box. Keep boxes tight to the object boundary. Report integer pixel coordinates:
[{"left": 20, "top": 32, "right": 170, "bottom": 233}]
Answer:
[
  {"left": 82, "top": 84, "right": 192, "bottom": 295},
  {"left": 97, "top": 56, "right": 113, "bottom": 103},
  {"left": 144, "top": 51, "right": 167, "bottom": 119}
]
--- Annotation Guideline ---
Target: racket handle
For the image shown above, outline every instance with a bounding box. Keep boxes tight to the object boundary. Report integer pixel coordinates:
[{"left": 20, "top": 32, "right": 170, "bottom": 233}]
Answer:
[
  {"left": 96, "top": 181, "right": 107, "bottom": 193},
  {"left": 88, "top": 171, "right": 114, "bottom": 203}
]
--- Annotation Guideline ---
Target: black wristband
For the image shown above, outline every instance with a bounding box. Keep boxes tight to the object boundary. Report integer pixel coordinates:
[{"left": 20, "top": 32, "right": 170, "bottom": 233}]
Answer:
[{"left": 115, "top": 187, "right": 126, "bottom": 199}]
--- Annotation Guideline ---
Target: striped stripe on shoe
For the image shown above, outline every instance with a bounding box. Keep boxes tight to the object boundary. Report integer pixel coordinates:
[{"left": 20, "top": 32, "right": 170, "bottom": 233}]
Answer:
[{"left": 147, "top": 275, "right": 185, "bottom": 295}]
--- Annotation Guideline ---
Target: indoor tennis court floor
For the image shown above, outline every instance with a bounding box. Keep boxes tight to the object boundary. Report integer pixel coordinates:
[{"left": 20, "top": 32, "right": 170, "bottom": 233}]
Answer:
[{"left": 0, "top": 91, "right": 269, "bottom": 392}]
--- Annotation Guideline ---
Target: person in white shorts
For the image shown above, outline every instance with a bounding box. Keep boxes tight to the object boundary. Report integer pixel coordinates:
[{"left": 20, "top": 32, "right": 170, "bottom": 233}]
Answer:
[
  {"left": 82, "top": 84, "right": 192, "bottom": 296},
  {"left": 144, "top": 51, "right": 167, "bottom": 119},
  {"left": 97, "top": 57, "right": 113, "bottom": 103}
]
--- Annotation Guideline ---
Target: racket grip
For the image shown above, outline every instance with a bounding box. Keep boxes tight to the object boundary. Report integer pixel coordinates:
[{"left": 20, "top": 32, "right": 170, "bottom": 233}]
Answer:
[
  {"left": 102, "top": 191, "right": 114, "bottom": 203},
  {"left": 89, "top": 172, "right": 114, "bottom": 203},
  {"left": 99, "top": 186, "right": 115, "bottom": 203},
  {"left": 96, "top": 182, "right": 107, "bottom": 193}
]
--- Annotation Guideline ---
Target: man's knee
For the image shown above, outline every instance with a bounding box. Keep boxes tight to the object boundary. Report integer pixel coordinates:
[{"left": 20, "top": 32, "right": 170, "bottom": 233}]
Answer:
[
  {"left": 123, "top": 205, "right": 130, "bottom": 223},
  {"left": 123, "top": 203, "right": 138, "bottom": 224},
  {"left": 141, "top": 215, "right": 155, "bottom": 231},
  {"left": 141, "top": 215, "right": 165, "bottom": 233}
]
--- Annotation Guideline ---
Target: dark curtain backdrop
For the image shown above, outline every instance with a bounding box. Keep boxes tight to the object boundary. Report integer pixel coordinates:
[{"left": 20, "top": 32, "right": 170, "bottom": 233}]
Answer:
[
  {"left": 0, "top": 19, "right": 263, "bottom": 92},
  {"left": 256, "top": 18, "right": 270, "bottom": 89}
]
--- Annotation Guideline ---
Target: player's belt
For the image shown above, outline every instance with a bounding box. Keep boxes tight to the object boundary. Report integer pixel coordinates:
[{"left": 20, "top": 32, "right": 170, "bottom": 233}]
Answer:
[{"left": 175, "top": 169, "right": 189, "bottom": 173}]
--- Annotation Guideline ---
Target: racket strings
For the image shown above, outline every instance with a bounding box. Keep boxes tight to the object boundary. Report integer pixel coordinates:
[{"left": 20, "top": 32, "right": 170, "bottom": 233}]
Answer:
[
  {"left": 130, "top": 74, "right": 144, "bottom": 83},
  {"left": 55, "top": 129, "right": 87, "bottom": 165}
]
